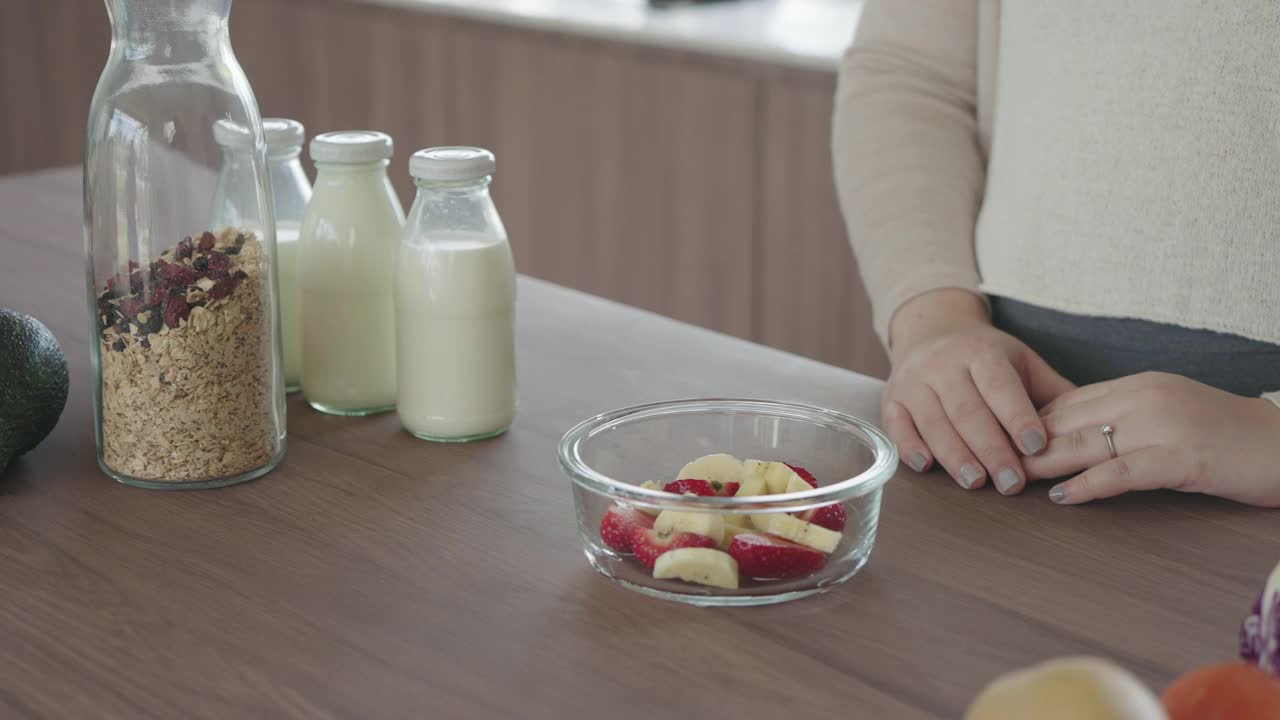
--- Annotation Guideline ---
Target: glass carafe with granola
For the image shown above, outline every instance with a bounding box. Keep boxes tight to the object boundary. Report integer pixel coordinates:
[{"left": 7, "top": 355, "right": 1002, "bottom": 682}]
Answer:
[{"left": 83, "top": 0, "right": 285, "bottom": 489}]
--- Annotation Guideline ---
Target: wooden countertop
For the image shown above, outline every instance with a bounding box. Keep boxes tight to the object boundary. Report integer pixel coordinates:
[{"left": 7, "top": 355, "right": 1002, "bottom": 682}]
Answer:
[{"left": 0, "top": 167, "right": 1275, "bottom": 718}]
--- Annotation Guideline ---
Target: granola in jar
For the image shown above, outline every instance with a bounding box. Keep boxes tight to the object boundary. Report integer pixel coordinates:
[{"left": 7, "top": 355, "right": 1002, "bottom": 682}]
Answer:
[{"left": 95, "top": 228, "right": 279, "bottom": 482}]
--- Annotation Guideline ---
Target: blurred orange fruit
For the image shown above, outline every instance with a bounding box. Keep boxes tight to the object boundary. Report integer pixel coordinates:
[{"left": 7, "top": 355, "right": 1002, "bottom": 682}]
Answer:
[{"left": 1163, "top": 662, "right": 1280, "bottom": 720}]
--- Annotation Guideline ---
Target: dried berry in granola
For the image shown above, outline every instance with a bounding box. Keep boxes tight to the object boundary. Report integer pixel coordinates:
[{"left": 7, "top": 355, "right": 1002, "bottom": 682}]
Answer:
[
  {"left": 162, "top": 293, "right": 190, "bottom": 329},
  {"left": 98, "top": 228, "right": 256, "bottom": 348},
  {"left": 175, "top": 236, "right": 194, "bottom": 260},
  {"left": 156, "top": 260, "right": 197, "bottom": 289},
  {"left": 208, "top": 276, "right": 239, "bottom": 300},
  {"left": 117, "top": 296, "right": 146, "bottom": 321},
  {"left": 206, "top": 252, "right": 233, "bottom": 275}
]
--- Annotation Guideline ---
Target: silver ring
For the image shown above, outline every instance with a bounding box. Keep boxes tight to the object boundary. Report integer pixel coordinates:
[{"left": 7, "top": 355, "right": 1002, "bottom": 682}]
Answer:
[{"left": 1100, "top": 424, "right": 1117, "bottom": 459}]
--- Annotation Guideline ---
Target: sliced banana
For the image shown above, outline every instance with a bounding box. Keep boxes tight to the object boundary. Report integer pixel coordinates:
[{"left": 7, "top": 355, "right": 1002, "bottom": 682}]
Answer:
[
  {"left": 751, "top": 513, "right": 842, "bottom": 554},
  {"left": 636, "top": 480, "right": 663, "bottom": 516},
  {"left": 653, "top": 547, "right": 740, "bottom": 589},
  {"left": 731, "top": 464, "right": 769, "bottom": 527},
  {"left": 676, "top": 453, "right": 745, "bottom": 486},
  {"left": 718, "top": 521, "right": 754, "bottom": 551},
  {"left": 784, "top": 473, "right": 812, "bottom": 495},
  {"left": 654, "top": 509, "right": 725, "bottom": 546},
  {"left": 743, "top": 459, "right": 802, "bottom": 495},
  {"left": 735, "top": 469, "right": 768, "bottom": 498}
]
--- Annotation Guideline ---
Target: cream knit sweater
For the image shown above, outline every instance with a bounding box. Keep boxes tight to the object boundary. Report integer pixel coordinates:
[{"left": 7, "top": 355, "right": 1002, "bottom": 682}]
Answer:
[{"left": 833, "top": 0, "right": 1280, "bottom": 353}]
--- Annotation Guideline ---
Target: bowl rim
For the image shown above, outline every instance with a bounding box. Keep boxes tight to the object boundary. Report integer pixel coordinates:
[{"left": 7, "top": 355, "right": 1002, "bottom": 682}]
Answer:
[{"left": 558, "top": 398, "right": 898, "bottom": 512}]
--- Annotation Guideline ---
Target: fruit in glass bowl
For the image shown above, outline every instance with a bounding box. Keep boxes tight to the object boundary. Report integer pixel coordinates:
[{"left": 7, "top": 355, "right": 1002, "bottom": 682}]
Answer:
[
  {"left": 559, "top": 399, "right": 896, "bottom": 607},
  {"left": 597, "top": 454, "right": 849, "bottom": 589}
]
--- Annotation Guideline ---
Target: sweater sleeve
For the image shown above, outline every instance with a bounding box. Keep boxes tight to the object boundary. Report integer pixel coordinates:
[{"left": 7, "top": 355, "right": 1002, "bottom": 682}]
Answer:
[{"left": 832, "top": 0, "right": 987, "bottom": 347}]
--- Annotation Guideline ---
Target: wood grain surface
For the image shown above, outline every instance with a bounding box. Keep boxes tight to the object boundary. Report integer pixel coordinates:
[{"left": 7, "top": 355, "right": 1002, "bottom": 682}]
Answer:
[{"left": 1, "top": 167, "right": 1276, "bottom": 719}]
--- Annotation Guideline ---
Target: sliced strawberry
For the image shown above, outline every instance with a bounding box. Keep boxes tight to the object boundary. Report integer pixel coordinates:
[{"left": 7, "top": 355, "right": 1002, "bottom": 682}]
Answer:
[
  {"left": 599, "top": 503, "right": 655, "bottom": 554},
  {"left": 713, "top": 481, "right": 740, "bottom": 496},
  {"left": 631, "top": 527, "right": 716, "bottom": 569},
  {"left": 785, "top": 463, "right": 819, "bottom": 488},
  {"left": 783, "top": 464, "right": 844, "bottom": 529},
  {"left": 728, "top": 532, "right": 827, "bottom": 579},
  {"left": 664, "top": 478, "right": 740, "bottom": 497},
  {"left": 798, "top": 503, "right": 848, "bottom": 532},
  {"left": 664, "top": 478, "right": 716, "bottom": 496}
]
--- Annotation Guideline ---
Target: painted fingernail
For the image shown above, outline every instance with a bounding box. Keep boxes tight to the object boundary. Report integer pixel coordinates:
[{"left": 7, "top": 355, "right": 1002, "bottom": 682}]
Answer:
[
  {"left": 959, "top": 464, "right": 984, "bottom": 489},
  {"left": 995, "top": 468, "right": 1020, "bottom": 495},
  {"left": 1021, "top": 430, "right": 1046, "bottom": 455},
  {"left": 908, "top": 451, "right": 928, "bottom": 472},
  {"left": 1049, "top": 484, "right": 1068, "bottom": 503}
]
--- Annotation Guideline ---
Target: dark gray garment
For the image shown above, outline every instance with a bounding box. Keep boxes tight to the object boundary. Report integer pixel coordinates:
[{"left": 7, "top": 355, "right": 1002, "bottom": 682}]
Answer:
[{"left": 990, "top": 297, "right": 1280, "bottom": 397}]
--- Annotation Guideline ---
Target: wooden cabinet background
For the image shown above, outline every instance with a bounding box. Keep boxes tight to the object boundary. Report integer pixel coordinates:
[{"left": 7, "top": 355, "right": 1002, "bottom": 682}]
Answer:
[{"left": 0, "top": 0, "right": 888, "bottom": 379}]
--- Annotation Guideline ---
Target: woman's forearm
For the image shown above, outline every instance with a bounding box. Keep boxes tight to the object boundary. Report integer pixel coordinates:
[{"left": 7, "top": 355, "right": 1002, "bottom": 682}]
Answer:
[
  {"left": 888, "top": 289, "right": 989, "bottom": 362},
  {"left": 833, "top": 0, "right": 986, "bottom": 347}
]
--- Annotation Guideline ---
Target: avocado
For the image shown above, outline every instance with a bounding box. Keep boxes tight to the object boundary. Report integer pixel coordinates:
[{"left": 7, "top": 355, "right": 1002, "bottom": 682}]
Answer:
[{"left": 0, "top": 308, "right": 69, "bottom": 474}]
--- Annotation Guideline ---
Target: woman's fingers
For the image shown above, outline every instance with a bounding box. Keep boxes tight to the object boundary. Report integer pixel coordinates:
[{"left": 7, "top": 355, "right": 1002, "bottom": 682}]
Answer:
[
  {"left": 1021, "top": 348, "right": 1076, "bottom": 408},
  {"left": 1048, "top": 447, "right": 1185, "bottom": 504},
  {"left": 1038, "top": 371, "right": 1167, "bottom": 417},
  {"left": 970, "top": 358, "right": 1048, "bottom": 456},
  {"left": 1040, "top": 392, "right": 1131, "bottom": 438},
  {"left": 1022, "top": 422, "right": 1116, "bottom": 480},
  {"left": 904, "top": 386, "right": 988, "bottom": 490},
  {"left": 1038, "top": 381, "right": 1116, "bottom": 418},
  {"left": 883, "top": 399, "right": 931, "bottom": 472},
  {"left": 1025, "top": 402, "right": 1153, "bottom": 481},
  {"left": 933, "top": 375, "right": 1027, "bottom": 494}
]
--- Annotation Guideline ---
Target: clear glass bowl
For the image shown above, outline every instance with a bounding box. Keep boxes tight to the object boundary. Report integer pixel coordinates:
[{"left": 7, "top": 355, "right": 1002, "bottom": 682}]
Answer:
[{"left": 560, "top": 399, "right": 897, "bottom": 606}]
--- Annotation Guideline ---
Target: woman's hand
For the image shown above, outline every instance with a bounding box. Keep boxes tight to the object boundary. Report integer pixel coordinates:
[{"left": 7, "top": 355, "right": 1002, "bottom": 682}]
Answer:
[
  {"left": 1026, "top": 372, "right": 1280, "bottom": 507},
  {"left": 884, "top": 290, "right": 1075, "bottom": 493}
]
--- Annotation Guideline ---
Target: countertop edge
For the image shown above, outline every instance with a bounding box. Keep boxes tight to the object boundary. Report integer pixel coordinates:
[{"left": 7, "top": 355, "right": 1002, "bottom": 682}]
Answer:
[{"left": 347, "top": 0, "right": 847, "bottom": 73}]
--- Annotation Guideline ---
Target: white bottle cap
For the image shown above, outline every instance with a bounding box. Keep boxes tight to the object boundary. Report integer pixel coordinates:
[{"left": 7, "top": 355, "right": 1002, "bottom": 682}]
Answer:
[
  {"left": 213, "top": 118, "right": 306, "bottom": 152},
  {"left": 410, "top": 147, "right": 496, "bottom": 182},
  {"left": 263, "top": 119, "right": 305, "bottom": 150},
  {"left": 310, "top": 131, "right": 394, "bottom": 164}
]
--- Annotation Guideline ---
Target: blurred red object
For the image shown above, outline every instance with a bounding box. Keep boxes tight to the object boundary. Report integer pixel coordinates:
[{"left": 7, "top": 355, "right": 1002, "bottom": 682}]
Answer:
[{"left": 1162, "top": 662, "right": 1280, "bottom": 720}]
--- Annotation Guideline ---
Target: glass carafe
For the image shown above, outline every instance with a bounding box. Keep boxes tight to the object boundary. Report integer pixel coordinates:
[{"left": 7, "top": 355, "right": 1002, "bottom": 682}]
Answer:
[{"left": 83, "top": 0, "right": 285, "bottom": 489}]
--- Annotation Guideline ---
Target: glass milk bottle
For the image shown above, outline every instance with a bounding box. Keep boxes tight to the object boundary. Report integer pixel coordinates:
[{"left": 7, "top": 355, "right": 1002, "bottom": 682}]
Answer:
[
  {"left": 213, "top": 118, "right": 311, "bottom": 392},
  {"left": 300, "top": 131, "right": 403, "bottom": 415},
  {"left": 396, "top": 147, "right": 517, "bottom": 441}
]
